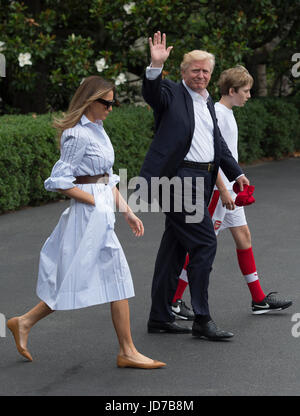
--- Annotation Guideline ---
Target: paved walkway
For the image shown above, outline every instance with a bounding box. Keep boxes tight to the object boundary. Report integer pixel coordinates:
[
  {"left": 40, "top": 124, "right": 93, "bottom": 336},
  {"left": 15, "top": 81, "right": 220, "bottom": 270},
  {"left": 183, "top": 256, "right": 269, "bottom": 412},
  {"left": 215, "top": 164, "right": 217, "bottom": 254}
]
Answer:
[{"left": 0, "top": 158, "right": 299, "bottom": 396}]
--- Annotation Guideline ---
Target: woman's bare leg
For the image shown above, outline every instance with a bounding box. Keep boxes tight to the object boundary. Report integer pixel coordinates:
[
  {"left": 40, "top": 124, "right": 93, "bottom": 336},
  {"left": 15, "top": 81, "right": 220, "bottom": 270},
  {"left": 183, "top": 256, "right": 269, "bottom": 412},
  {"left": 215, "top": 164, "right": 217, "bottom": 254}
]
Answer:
[
  {"left": 110, "top": 299, "right": 154, "bottom": 363},
  {"left": 8, "top": 301, "right": 54, "bottom": 353}
]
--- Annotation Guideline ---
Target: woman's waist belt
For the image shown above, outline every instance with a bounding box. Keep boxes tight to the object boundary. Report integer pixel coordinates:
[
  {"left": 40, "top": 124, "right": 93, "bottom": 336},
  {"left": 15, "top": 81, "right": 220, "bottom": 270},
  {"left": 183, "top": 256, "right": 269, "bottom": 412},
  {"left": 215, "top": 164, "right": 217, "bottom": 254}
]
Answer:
[{"left": 74, "top": 173, "right": 109, "bottom": 184}]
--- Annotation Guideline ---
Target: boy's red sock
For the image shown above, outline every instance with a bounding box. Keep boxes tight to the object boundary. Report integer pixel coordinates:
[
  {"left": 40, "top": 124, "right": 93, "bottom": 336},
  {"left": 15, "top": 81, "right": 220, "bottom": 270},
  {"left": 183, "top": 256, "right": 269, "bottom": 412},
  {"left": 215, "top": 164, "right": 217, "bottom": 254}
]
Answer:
[
  {"left": 172, "top": 278, "right": 188, "bottom": 303},
  {"left": 172, "top": 254, "right": 189, "bottom": 303},
  {"left": 236, "top": 247, "right": 266, "bottom": 303}
]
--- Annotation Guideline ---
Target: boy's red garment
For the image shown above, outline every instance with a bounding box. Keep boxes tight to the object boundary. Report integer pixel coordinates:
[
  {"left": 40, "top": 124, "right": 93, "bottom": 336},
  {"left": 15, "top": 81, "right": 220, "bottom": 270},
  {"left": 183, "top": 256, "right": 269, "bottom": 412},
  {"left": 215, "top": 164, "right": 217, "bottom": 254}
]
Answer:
[
  {"left": 172, "top": 254, "right": 189, "bottom": 303},
  {"left": 233, "top": 183, "right": 255, "bottom": 206},
  {"left": 236, "top": 247, "right": 266, "bottom": 303}
]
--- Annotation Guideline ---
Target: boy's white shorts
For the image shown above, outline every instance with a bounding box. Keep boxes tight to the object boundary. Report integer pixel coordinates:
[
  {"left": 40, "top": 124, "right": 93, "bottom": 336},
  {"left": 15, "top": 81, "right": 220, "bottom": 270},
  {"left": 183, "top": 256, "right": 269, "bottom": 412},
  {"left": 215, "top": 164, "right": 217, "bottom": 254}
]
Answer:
[
  {"left": 211, "top": 190, "right": 247, "bottom": 236},
  {"left": 179, "top": 190, "right": 248, "bottom": 283}
]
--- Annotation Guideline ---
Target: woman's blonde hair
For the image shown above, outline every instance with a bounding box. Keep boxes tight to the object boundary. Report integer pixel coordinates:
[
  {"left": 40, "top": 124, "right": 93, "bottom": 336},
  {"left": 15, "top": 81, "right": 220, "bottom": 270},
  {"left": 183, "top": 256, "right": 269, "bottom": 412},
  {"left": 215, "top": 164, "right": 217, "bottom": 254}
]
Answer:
[
  {"left": 180, "top": 50, "right": 215, "bottom": 73},
  {"left": 217, "top": 65, "right": 253, "bottom": 95},
  {"left": 53, "top": 75, "right": 115, "bottom": 138}
]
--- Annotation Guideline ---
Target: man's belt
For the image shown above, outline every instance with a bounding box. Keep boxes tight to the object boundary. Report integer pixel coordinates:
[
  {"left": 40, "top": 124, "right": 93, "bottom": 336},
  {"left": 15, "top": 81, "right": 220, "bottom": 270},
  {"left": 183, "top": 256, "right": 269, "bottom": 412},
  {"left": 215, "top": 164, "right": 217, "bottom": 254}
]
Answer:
[
  {"left": 74, "top": 173, "right": 109, "bottom": 184},
  {"left": 181, "top": 160, "right": 215, "bottom": 172}
]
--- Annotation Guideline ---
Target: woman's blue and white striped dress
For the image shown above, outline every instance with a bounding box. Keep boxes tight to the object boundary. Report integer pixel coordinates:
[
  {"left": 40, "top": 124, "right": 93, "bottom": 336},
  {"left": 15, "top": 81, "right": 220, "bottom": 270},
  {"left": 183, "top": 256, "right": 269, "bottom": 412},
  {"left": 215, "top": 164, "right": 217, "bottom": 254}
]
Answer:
[{"left": 36, "top": 115, "right": 134, "bottom": 310}]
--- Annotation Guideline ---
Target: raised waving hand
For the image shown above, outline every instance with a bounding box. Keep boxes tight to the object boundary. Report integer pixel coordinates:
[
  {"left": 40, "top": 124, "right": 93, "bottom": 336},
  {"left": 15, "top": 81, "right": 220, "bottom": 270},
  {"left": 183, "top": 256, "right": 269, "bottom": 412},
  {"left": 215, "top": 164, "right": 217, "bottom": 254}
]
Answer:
[{"left": 149, "top": 31, "right": 173, "bottom": 68}]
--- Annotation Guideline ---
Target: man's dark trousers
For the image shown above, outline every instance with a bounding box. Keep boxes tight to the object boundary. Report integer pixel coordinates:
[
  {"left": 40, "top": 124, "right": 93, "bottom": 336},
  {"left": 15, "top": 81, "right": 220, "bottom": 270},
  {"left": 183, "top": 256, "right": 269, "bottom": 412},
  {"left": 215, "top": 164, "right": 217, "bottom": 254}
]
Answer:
[{"left": 149, "top": 165, "right": 217, "bottom": 323}]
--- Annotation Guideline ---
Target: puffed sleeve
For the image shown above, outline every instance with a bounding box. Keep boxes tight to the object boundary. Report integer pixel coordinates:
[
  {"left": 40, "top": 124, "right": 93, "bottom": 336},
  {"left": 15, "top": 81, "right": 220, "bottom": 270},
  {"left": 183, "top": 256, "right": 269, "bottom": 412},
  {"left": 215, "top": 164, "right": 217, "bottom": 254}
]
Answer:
[{"left": 44, "top": 128, "right": 87, "bottom": 192}]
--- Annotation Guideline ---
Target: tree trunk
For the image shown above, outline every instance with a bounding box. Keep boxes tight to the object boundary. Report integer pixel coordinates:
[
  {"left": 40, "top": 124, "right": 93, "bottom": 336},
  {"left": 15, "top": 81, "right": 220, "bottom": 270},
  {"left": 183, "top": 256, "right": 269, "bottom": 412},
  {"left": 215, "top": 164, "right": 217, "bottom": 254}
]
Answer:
[
  {"left": 246, "top": 20, "right": 295, "bottom": 97},
  {"left": 256, "top": 64, "right": 268, "bottom": 96}
]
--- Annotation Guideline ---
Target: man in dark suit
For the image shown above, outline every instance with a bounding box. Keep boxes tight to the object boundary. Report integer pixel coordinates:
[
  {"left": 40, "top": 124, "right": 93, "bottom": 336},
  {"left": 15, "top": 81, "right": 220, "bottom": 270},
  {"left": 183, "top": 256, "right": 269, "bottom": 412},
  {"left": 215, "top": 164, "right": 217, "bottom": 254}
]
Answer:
[{"left": 140, "top": 32, "right": 250, "bottom": 340}]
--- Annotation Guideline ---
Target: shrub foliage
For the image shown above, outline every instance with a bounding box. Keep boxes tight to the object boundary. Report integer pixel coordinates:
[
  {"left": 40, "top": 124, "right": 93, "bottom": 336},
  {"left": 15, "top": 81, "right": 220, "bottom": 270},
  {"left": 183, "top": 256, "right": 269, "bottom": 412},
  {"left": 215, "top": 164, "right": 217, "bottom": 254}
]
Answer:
[{"left": 0, "top": 99, "right": 299, "bottom": 213}]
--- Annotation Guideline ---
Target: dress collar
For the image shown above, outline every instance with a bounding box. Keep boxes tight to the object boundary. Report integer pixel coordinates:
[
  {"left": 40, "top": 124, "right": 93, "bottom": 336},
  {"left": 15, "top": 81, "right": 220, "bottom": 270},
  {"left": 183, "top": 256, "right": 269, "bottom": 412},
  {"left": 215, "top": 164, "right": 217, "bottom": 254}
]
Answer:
[{"left": 80, "top": 114, "right": 103, "bottom": 127}]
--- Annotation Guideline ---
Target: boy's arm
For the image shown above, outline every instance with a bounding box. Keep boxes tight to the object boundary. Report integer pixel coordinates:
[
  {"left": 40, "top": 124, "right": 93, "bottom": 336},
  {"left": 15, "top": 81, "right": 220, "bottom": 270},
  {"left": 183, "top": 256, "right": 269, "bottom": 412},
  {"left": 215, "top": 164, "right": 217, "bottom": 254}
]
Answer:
[
  {"left": 218, "top": 131, "right": 243, "bottom": 180},
  {"left": 215, "top": 172, "right": 235, "bottom": 210},
  {"left": 215, "top": 106, "right": 249, "bottom": 191}
]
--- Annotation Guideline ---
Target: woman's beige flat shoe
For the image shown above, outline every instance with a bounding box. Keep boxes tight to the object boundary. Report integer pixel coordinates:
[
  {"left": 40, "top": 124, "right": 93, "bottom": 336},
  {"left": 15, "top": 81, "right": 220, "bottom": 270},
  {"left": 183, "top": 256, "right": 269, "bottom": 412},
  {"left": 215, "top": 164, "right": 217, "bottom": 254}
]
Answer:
[
  {"left": 7, "top": 317, "right": 33, "bottom": 362},
  {"left": 117, "top": 354, "right": 166, "bottom": 369}
]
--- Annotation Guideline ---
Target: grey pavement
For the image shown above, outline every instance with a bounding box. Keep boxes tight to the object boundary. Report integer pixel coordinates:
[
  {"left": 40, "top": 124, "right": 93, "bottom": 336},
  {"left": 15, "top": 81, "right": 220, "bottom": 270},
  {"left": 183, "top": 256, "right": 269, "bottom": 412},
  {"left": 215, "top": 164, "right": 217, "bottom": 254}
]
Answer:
[{"left": 0, "top": 158, "right": 299, "bottom": 396}]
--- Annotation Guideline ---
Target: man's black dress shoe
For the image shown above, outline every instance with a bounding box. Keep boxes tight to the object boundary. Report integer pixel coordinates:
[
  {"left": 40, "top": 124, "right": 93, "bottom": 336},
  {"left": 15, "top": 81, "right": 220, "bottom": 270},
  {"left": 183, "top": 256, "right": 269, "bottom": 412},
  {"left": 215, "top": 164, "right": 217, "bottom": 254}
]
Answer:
[
  {"left": 148, "top": 320, "right": 192, "bottom": 334},
  {"left": 192, "top": 320, "right": 234, "bottom": 340}
]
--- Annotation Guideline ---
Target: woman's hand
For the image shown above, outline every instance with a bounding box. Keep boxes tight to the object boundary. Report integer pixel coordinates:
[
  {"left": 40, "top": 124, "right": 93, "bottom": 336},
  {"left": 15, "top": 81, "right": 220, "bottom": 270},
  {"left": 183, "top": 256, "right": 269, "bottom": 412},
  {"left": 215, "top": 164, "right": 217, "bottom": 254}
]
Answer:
[
  {"left": 124, "top": 211, "right": 144, "bottom": 237},
  {"left": 112, "top": 186, "right": 144, "bottom": 236},
  {"left": 219, "top": 189, "right": 235, "bottom": 210}
]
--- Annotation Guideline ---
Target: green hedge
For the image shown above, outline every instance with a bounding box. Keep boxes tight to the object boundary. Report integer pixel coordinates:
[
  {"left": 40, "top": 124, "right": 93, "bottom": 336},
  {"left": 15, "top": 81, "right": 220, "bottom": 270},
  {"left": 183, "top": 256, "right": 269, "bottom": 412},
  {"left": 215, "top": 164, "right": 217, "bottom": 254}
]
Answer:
[
  {"left": 0, "top": 113, "right": 59, "bottom": 213},
  {"left": 0, "top": 99, "right": 299, "bottom": 213},
  {"left": 104, "top": 105, "right": 154, "bottom": 179},
  {"left": 0, "top": 106, "right": 154, "bottom": 213},
  {"left": 234, "top": 97, "right": 299, "bottom": 163}
]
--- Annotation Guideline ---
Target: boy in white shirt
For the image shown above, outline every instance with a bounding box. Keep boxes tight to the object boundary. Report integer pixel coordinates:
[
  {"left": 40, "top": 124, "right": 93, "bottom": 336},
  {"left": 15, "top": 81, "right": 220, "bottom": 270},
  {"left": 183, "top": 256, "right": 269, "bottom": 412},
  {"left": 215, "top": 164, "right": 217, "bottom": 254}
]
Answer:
[{"left": 172, "top": 66, "right": 292, "bottom": 319}]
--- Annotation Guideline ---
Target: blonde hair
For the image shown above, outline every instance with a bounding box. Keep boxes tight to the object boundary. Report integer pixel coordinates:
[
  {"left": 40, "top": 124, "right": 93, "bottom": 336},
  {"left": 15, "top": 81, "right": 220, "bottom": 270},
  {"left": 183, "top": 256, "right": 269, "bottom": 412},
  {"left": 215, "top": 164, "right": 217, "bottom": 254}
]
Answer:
[
  {"left": 180, "top": 50, "right": 215, "bottom": 73},
  {"left": 217, "top": 65, "right": 253, "bottom": 95},
  {"left": 53, "top": 75, "right": 115, "bottom": 138}
]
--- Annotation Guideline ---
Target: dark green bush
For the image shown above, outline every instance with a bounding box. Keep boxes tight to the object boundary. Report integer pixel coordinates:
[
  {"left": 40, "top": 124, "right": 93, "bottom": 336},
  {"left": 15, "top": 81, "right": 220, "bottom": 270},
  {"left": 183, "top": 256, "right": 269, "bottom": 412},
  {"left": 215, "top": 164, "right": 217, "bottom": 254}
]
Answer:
[
  {"left": 234, "top": 97, "right": 300, "bottom": 163},
  {"left": 284, "top": 95, "right": 300, "bottom": 150},
  {"left": 104, "top": 105, "right": 154, "bottom": 180},
  {"left": 234, "top": 100, "right": 267, "bottom": 163},
  {"left": 259, "top": 97, "right": 299, "bottom": 159},
  {"left": 0, "top": 99, "right": 299, "bottom": 213},
  {"left": 0, "top": 106, "right": 154, "bottom": 213},
  {"left": 0, "top": 113, "right": 60, "bottom": 213}
]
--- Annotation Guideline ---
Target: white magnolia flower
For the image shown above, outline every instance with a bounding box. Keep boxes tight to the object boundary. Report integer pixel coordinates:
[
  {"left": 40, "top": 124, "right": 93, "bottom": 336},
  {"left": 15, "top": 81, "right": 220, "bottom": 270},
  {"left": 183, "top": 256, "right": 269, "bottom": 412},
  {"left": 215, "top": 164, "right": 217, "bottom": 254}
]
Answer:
[
  {"left": 0, "top": 41, "right": 6, "bottom": 52},
  {"left": 115, "top": 73, "right": 127, "bottom": 86},
  {"left": 95, "top": 58, "right": 108, "bottom": 73},
  {"left": 132, "top": 37, "right": 147, "bottom": 52},
  {"left": 18, "top": 52, "right": 32, "bottom": 67},
  {"left": 123, "top": 2, "right": 135, "bottom": 14}
]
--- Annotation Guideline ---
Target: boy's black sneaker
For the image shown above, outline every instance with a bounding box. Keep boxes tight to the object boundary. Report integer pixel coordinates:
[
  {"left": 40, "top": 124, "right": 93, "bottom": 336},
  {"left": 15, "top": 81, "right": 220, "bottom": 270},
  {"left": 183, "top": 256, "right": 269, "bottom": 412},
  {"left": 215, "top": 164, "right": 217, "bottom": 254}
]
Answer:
[
  {"left": 172, "top": 299, "right": 194, "bottom": 320},
  {"left": 252, "top": 292, "right": 292, "bottom": 315}
]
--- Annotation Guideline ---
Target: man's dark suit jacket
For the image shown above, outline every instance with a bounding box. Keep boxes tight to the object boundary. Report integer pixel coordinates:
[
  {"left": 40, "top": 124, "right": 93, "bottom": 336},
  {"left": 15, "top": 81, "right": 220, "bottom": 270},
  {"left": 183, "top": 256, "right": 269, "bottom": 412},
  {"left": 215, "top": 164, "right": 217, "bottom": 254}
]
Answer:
[{"left": 139, "top": 73, "right": 243, "bottom": 201}]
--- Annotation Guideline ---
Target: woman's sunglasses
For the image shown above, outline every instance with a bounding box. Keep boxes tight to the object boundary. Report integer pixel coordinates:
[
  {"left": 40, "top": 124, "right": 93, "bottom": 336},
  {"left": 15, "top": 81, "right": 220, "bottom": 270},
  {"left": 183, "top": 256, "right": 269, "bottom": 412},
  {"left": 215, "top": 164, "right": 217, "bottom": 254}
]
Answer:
[{"left": 95, "top": 98, "right": 115, "bottom": 109}]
